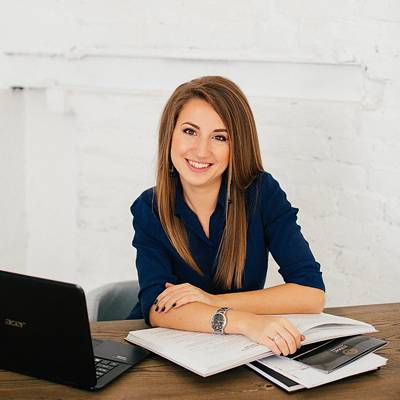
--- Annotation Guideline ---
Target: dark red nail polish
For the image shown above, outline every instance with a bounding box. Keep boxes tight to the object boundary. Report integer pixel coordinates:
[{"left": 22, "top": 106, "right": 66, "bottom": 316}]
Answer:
[
  {"left": 155, "top": 306, "right": 159, "bottom": 312},
  {"left": 161, "top": 306, "right": 166, "bottom": 312},
  {"left": 172, "top": 303, "right": 176, "bottom": 307}
]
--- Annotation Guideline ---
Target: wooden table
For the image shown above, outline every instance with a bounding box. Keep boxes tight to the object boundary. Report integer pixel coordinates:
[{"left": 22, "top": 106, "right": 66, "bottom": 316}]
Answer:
[{"left": 0, "top": 303, "right": 399, "bottom": 399}]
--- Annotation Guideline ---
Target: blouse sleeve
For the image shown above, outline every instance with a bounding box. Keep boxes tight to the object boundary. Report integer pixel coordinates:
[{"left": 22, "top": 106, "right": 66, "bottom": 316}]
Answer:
[
  {"left": 131, "top": 190, "right": 179, "bottom": 325},
  {"left": 259, "top": 173, "right": 325, "bottom": 291}
]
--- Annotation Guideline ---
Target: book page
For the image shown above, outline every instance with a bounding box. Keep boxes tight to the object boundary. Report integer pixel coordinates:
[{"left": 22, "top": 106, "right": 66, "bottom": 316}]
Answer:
[
  {"left": 127, "top": 328, "right": 273, "bottom": 375},
  {"left": 302, "top": 325, "right": 376, "bottom": 344},
  {"left": 285, "top": 313, "right": 373, "bottom": 333}
]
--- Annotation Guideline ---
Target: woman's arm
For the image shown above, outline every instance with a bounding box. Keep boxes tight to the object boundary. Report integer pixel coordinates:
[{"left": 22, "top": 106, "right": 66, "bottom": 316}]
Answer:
[
  {"left": 149, "top": 301, "right": 304, "bottom": 356},
  {"left": 155, "top": 282, "right": 324, "bottom": 315},
  {"left": 215, "top": 283, "right": 325, "bottom": 314}
]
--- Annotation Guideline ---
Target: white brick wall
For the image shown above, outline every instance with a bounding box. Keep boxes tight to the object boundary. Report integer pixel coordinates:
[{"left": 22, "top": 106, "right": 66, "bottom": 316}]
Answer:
[
  {"left": 0, "top": 1, "right": 399, "bottom": 306},
  {"left": 0, "top": 89, "right": 26, "bottom": 273}
]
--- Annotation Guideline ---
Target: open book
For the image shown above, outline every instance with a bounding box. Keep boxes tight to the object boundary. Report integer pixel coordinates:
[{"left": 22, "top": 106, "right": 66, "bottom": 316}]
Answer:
[{"left": 125, "top": 312, "right": 377, "bottom": 377}]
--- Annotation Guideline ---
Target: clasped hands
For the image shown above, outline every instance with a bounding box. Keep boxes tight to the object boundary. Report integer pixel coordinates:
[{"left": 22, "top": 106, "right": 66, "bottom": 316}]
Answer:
[
  {"left": 153, "top": 282, "right": 305, "bottom": 356},
  {"left": 154, "top": 282, "right": 217, "bottom": 312}
]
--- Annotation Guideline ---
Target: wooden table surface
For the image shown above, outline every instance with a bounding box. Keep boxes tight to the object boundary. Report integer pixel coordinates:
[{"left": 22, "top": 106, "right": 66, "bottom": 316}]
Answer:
[{"left": 0, "top": 303, "right": 399, "bottom": 399}]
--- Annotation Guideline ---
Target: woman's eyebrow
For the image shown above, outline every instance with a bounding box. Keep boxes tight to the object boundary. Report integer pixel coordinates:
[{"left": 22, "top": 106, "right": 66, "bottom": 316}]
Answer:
[{"left": 181, "top": 122, "right": 227, "bottom": 133}]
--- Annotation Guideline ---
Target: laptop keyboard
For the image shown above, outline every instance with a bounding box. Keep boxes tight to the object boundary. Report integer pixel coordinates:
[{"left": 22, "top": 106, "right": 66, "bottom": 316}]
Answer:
[{"left": 94, "top": 357, "right": 121, "bottom": 379}]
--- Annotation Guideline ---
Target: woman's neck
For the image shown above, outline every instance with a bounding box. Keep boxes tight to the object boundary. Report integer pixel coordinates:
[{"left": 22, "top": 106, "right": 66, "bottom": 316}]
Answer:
[{"left": 181, "top": 178, "right": 221, "bottom": 217}]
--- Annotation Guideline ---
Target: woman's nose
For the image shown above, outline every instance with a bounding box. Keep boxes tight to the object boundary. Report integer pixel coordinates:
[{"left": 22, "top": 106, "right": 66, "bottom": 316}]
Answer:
[{"left": 195, "top": 137, "right": 211, "bottom": 158}]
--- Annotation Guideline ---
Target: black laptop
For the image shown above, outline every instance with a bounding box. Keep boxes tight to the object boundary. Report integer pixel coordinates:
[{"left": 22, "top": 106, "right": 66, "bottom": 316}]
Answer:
[{"left": 0, "top": 270, "right": 149, "bottom": 390}]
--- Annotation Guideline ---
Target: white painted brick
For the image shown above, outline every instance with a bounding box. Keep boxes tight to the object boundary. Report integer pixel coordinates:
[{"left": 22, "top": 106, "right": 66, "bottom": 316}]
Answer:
[
  {"left": 382, "top": 84, "right": 400, "bottom": 109},
  {"left": 0, "top": 89, "right": 26, "bottom": 272},
  {"left": 297, "top": 19, "right": 347, "bottom": 62},
  {"left": 289, "top": 186, "right": 338, "bottom": 219},
  {"left": 265, "top": 130, "right": 332, "bottom": 161},
  {"left": 0, "top": 1, "right": 79, "bottom": 53},
  {"left": 332, "top": 247, "right": 400, "bottom": 304},
  {"left": 253, "top": 99, "right": 361, "bottom": 139},
  {"left": 361, "top": 76, "right": 386, "bottom": 110},
  {"left": 326, "top": 19, "right": 399, "bottom": 58},
  {"left": 334, "top": 249, "right": 374, "bottom": 280},
  {"left": 336, "top": 191, "right": 384, "bottom": 222},
  {"left": 360, "top": 108, "right": 400, "bottom": 144},
  {"left": 77, "top": 229, "right": 135, "bottom": 292},
  {"left": 371, "top": 141, "right": 400, "bottom": 170},
  {"left": 372, "top": 223, "right": 400, "bottom": 257},
  {"left": 364, "top": 56, "right": 400, "bottom": 82},
  {"left": 330, "top": 137, "right": 374, "bottom": 167},
  {"left": 297, "top": 18, "right": 400, "bottom": 78},
  {"left": 267, "top": 159, "right": 368, "bottom": 192},
  {"left": 4, "top": 56, "right": 366, "bottom": 104},
  {"left": 0, "top": 1, "right": 271, "bottom": 54},
  {"left": 317, "top": 215, "right": 378, "bottom": 251},
  {"left": 361, "top": 0, "right": 400, "bottom": 23},
  {"left": 384, "top": 197, "right": 400, "bottom": 226},
  {"left": 23, "top": 89, "right": 79, "bottom": 283},
  {"left": 368, "top": 168, "right": 400, "bottom": 198},
  {"left": 274, "top": 0, "right": 364, "bottom": 19},
  {"left": 254, "top": 14, "right": 299, "bottom": 56}
]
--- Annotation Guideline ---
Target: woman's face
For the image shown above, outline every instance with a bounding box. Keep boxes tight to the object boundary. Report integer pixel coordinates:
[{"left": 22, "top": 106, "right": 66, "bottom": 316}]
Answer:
[{"left": 171, "top": 98, "right": 230, "bottom": 191}]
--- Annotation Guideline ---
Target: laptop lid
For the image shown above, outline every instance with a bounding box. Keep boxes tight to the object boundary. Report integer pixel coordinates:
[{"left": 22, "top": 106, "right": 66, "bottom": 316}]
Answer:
[{"left": 0, "top": 270, "right": 97, "bottom": 388}]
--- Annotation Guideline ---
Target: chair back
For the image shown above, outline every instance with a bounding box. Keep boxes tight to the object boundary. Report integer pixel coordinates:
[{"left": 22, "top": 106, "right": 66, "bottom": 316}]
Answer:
[{"left": 86, "top": 280, "right": 139, "bottom": 321}]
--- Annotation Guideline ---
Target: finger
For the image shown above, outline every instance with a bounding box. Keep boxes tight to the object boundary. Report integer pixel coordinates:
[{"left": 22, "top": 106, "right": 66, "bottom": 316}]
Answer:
[
  {"left": 157, "top": 289, "right": 195, "bottom": 312},
  {"left": 154, "top": 288, "right": 169, "bottom": 305},
  {"left": 163, "top": 294, "right": 199, "bottom": 312},
  {"left": 264, "top": 337, "right": 281, "bottom": 356},
  {"left": 275, "top": 318, "right": 301, "bottom": 349},
  {"left": 277, "top": 328, "right": 297, "bottom": 355},
  {"left": 155, "top": 283, "right": 189, "bottom": 304},
  {"left": 159, "top": 285, "right": 199, "bottom": 304},
  {"left": 161, "top": 289, "right": 200, "bottom": 312},
  {"left": 171, "top": 292, "right": 203, "bottom": 309},
  {"left": 282, "top": 320, "right": 302, "bottom": 349},
  {"left": 165, "top": 282, "right": 175, "bottom": 288},
  {"left": 272, "top": 334, "right": 290, "bottom": 356},
  {"left": 156, "top": 294, "right": 174, "bottom": 312}
]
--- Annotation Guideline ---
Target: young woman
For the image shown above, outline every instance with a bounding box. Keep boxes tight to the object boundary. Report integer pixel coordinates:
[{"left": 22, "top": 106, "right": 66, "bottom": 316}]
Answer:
[{"left": 127, "top": 76, "right": 325, "bottom": 356}]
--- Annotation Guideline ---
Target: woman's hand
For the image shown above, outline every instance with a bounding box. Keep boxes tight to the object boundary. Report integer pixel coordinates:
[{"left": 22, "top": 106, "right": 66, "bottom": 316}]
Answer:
[
  {"left": 239, "top": 314, "right": 305, "bottom": 356},
  {"left": 154, "top": 282, "right": 218, "bottom": 313}
]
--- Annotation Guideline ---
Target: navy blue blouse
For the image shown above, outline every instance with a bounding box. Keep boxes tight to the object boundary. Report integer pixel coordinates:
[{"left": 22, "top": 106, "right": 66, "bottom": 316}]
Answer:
[{"left": 127, "top": 171, "right": 325, "bottom": 324}]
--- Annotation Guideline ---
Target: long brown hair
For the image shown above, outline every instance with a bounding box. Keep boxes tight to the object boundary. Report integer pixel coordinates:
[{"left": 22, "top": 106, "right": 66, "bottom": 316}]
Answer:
[{"left": 156, "top": 76, "right": 263, "bottom": 289}]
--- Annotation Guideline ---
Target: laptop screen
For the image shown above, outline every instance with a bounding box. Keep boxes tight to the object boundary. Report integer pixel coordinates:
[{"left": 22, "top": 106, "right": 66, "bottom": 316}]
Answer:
[{"left": 0, "top": 270, "right": 97, "bottom": 388}]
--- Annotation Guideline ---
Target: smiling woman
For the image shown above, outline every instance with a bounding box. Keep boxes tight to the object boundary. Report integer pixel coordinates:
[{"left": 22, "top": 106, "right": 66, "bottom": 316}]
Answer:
[{"left": 127, "top": 76, "right": 325, "bottom": 357}]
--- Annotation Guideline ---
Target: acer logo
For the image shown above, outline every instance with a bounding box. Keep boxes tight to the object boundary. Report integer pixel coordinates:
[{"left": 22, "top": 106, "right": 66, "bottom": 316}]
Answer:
[{"left": 5, "top": 318, "right": 27, "bottom": 328}]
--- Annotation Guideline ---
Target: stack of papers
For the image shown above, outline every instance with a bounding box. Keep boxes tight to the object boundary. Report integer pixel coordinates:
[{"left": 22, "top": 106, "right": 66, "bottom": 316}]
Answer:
[
  {"left": 248, "top": 352, "right": 387, "bottom": 392},
  {"left": 248, "top": 334, "right": 388, "bottom": 391}
]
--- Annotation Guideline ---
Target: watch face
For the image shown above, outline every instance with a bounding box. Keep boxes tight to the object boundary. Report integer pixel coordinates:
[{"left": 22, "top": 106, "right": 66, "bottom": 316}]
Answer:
[
  {"left": 214, "top": 314, "right": 225, "bottom": 324},
  {"left": 212, "top": 313, "right": 225, "bottom": 333}
]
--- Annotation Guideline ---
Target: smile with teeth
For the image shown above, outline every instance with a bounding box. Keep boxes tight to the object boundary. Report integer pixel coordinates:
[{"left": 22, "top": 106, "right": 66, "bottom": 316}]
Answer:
[{"left": 186, "top": 159, "right": 212, "bottom": 170}]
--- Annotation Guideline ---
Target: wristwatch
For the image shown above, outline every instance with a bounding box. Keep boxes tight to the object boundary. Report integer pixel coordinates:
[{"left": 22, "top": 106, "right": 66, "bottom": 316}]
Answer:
[{"left": 211, "top": 307, "right": 231, "bottom": 335}]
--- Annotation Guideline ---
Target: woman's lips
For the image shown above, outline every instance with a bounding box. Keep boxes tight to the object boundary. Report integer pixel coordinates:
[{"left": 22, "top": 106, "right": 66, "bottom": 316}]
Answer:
[{"left": 185, "top": 158, "right": 213, "bottom": 172}]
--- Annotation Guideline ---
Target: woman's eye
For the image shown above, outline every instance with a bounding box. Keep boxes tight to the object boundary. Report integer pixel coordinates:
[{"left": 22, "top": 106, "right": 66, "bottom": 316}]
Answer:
[
  {"left": 213, "top": 135, "right": 227, "bottom": 142},
  {"left": 183, "top": 128, "right": 195, "bottom": 135}
]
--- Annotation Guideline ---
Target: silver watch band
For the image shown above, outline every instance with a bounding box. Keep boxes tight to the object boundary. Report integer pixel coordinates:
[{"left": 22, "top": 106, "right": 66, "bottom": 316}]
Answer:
[{"left": 211, "top": 307, "right": 231, "bottom": 335}]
